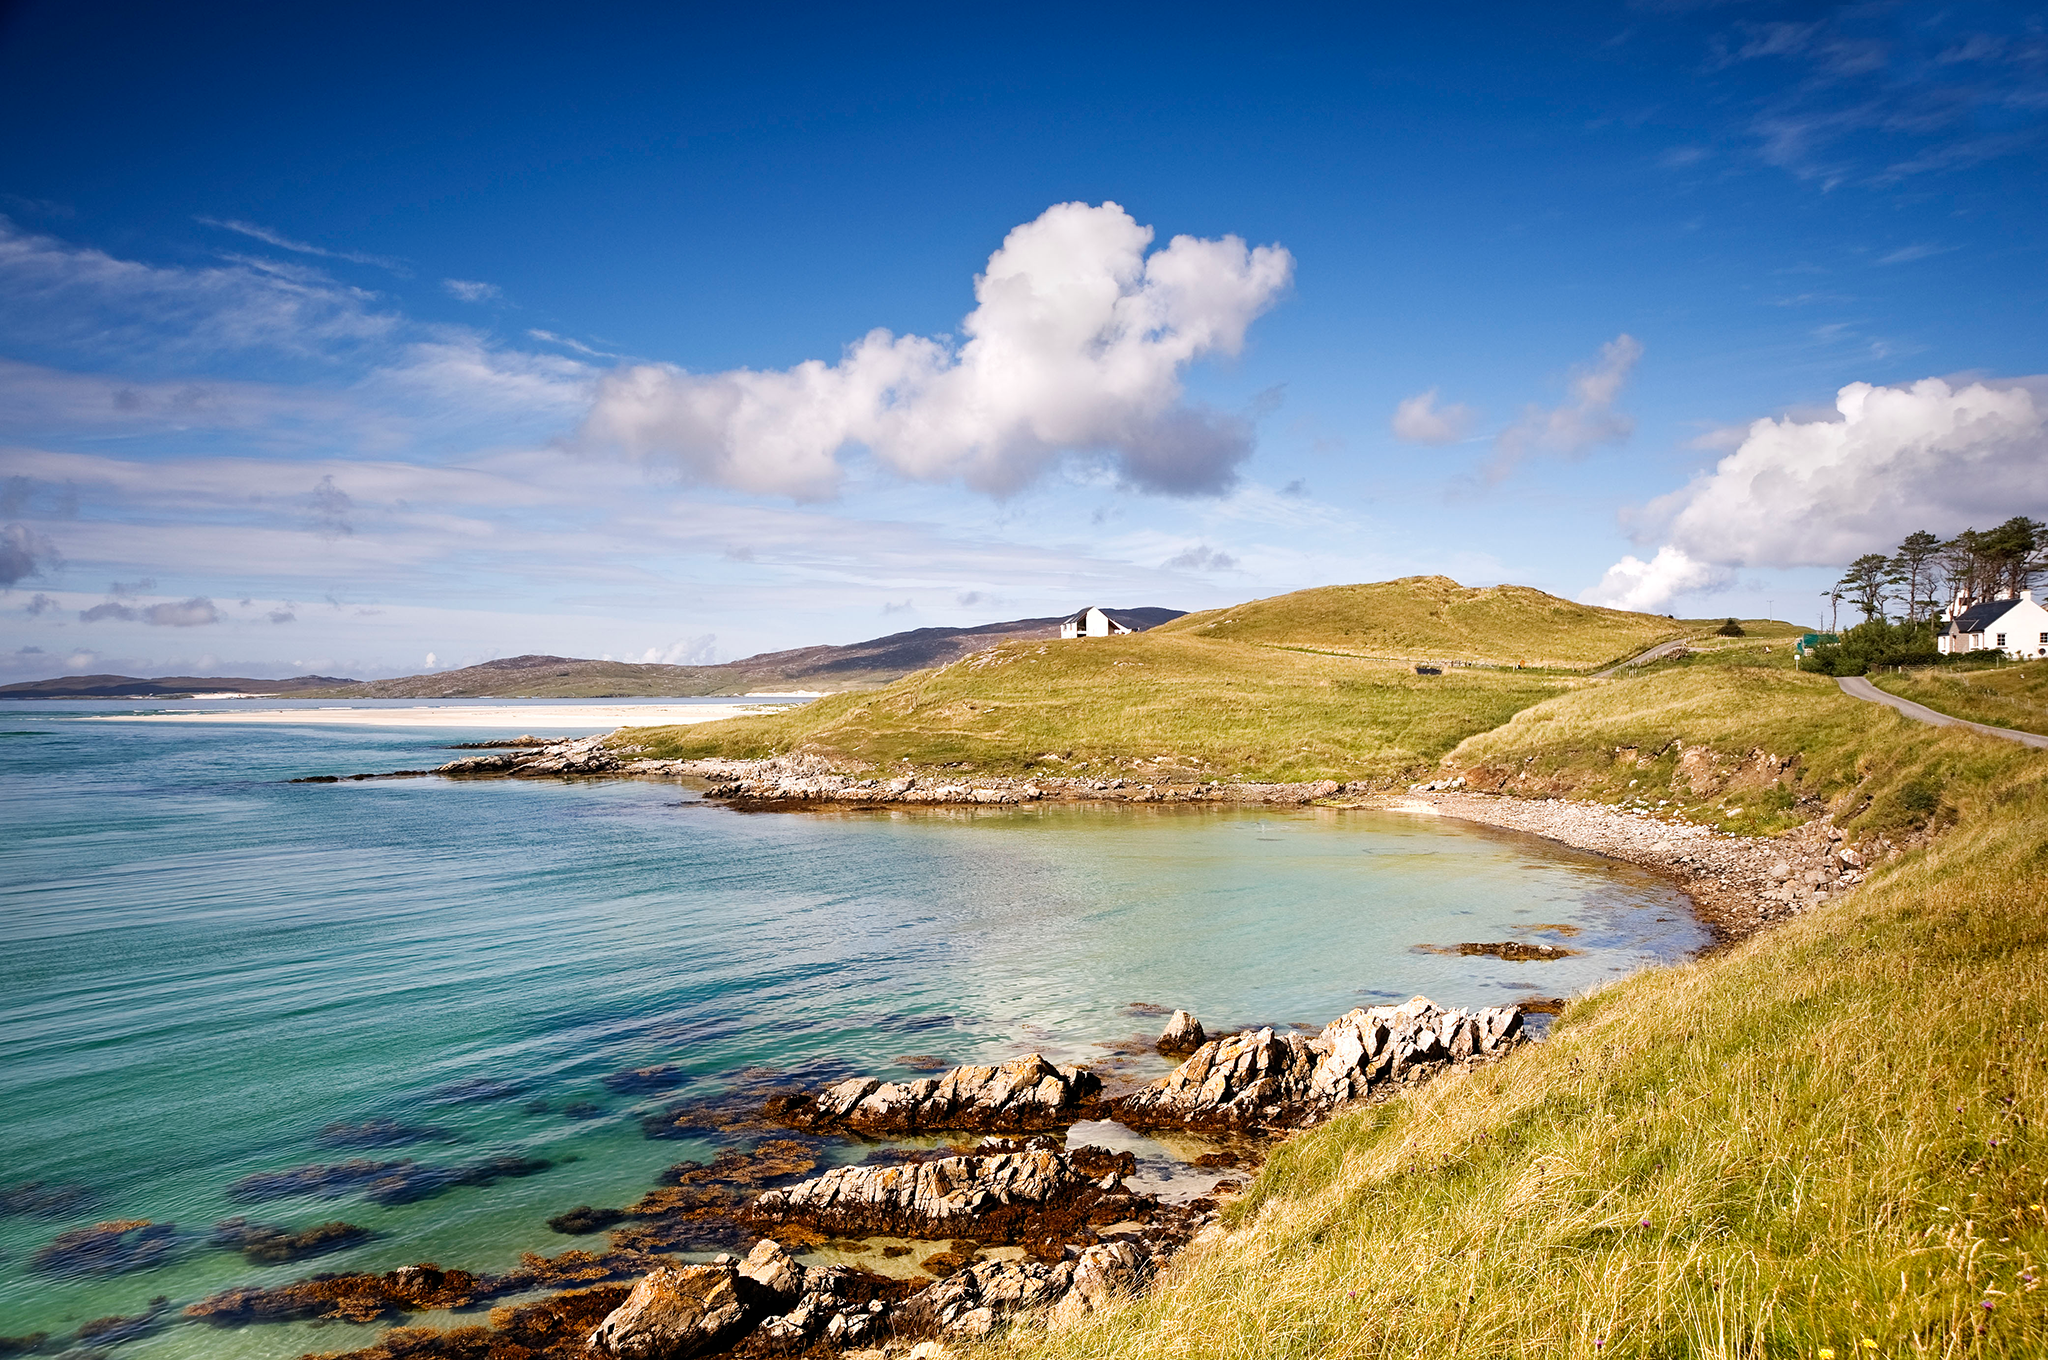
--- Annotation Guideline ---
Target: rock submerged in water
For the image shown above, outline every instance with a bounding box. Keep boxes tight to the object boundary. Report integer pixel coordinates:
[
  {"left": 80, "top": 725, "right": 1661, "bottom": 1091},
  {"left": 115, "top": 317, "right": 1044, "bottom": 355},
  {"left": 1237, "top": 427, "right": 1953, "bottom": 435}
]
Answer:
[
  {"left": 1112, "top": 996, "right": 1522, "bottom": 1130},
  {"left": 1157, "top": 1009, "right": 1206, "bottom": 1054},
  {"left": 770, "top": 1054, "right": 1101, "bottom": 1134}
]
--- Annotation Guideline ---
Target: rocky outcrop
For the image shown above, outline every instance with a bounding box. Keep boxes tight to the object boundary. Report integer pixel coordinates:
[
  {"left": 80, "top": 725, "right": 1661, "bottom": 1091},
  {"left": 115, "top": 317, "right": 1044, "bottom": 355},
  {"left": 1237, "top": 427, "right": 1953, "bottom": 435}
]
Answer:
[
  {"left": 585, "top": 1261, "right": 756, "bottom": 1358},
  {"left": 587, "top": 1241, "right": 912, "bottom": 1358},
  {"left": 770, "top": 1055, "right": 1101, "bottom": 1134},
  {"left": 438, "top": 734, "right": 623, "bottom": 778},
  {"left": 1049, "top": 1240, "right": 1151, "bottom": 1328},
  {"left": 895, "top": 1256, "right": 1076, "bottom": 1339},
  {"left": 1111, "top": 996, "right": 1522, "bottom": 1130},
  {"left": 1157, "top": 1010, "right": 1205, "bottom": 1054},
  {"left": 746, "top": 1147, "right": 1092, "bottom": 1241}
]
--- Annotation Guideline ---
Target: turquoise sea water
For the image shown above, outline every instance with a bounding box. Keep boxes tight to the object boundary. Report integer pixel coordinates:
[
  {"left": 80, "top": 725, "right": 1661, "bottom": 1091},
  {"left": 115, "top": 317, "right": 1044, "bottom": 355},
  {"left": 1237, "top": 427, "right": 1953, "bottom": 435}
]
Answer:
[{"left": 0, "top": 705, "right": 1705, "bottom": 1357}]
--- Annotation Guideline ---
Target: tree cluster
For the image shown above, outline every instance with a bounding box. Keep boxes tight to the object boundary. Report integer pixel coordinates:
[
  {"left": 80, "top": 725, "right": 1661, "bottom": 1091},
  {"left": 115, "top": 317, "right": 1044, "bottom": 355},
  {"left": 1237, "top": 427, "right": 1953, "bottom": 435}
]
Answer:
[{"left": 1828, "top": 517, "right": 2045, "bottom": 626}]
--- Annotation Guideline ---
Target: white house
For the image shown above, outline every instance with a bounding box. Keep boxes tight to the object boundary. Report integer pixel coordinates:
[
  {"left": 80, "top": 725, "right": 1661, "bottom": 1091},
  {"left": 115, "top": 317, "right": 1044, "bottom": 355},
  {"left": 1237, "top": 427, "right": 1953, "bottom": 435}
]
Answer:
[
  {"left": 1060, "top": 606, "right": 1143, "bottom": 639},
  {"left": 1937, "top": 590, "right": 2048, "bottom": 658}
]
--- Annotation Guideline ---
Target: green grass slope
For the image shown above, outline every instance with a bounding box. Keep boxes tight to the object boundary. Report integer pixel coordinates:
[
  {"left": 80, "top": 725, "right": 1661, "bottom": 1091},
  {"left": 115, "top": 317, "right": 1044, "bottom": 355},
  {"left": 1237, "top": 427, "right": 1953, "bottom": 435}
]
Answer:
[
  {"left": 628, "top": 631, "right": 1570, "bottom": 783},
  {"left": 1875, "top": 660, "right": 2048, "bottom": 737},
  {"left": 1152, "top": 576, "right": 1690, "bottom": 671},
  {"left": 1444, "top": 666, "right": 2014, "bottom": 840},
  {"left": 1003, "top": 670, "right": 2048, "bottom": 1360}
]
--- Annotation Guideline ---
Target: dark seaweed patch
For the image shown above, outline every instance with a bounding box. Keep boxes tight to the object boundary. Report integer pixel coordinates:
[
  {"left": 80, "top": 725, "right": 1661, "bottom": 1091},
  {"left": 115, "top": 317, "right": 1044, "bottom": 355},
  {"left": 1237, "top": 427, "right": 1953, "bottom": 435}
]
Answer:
[
  {"left": 600, "top": 1063, "right": 688, "bottom": 1095},
  {"left": 318, "top": 1119, "right": 459, "bottom": 1148},
  {"left": 0, "top": 1180, "right": 97, "bottom": 1219},
  {"left": 30, "top": 1219, "right": 177, "bottom": 1277},
  {"left": 211, "top": 1217, "right": 371, "bottom": 1263}
]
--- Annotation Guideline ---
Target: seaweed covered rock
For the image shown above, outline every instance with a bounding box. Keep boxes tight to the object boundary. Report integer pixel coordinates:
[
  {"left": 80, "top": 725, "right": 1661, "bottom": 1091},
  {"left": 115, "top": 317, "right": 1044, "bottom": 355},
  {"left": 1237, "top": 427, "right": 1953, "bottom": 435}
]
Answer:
[
  {"left": 209, "top": 1217, "right": 369, "bottom": 1263},
  {"left": 1111, "top": 996, "right": 1522, "bottom": 1129},
  {"left": 30, "top": 1219, "right": 177, "bottom": 1276},
  {"left": 770, "top": 1054, "right": 1101, "bottom": 1134},
  {"left": 186, "top": 1263, "right": 487, "bottom": 1325}
]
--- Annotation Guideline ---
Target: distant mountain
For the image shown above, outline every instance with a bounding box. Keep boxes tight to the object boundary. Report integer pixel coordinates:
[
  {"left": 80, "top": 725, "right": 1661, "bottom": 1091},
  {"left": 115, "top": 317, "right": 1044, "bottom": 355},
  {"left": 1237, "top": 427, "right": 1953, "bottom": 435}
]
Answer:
[
  {"left": 0, "top": 673, "right": 357, "bottom": 699},
  {"left": 295, "top": 610, "right": 1186, "bottom": 699}
]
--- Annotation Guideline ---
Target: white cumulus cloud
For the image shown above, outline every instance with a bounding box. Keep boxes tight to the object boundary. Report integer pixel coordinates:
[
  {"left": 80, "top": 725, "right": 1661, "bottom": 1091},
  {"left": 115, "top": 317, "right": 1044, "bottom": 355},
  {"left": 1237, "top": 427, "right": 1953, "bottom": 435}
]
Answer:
[
  {"left": 1583, "top": 546, "right": 1731, "bottom": 612},
  {"left": 1390, "top": 388, "right": 1476, "bottom": 444},
  {"left": 1587, "top": 374, "right": 2048, "bottom": 609},
  {"left": 577, "top": 201, "right": 1294, "bottom": 500}
]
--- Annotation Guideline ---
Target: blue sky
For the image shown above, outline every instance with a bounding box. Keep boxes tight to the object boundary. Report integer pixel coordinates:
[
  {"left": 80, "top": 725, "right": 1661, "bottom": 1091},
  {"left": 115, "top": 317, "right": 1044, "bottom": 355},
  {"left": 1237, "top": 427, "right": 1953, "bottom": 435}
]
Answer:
[{"left": 2, "top": 1, "right": 2044, "bottom": 681}]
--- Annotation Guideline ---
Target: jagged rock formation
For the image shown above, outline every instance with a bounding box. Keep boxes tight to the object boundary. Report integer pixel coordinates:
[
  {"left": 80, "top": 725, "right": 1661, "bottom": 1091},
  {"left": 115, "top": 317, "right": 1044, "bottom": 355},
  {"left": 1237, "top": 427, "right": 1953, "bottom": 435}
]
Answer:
[
  {"left": 745, "top": 1147, "right": 1093, "bottom": 1241},
  {"left": 1157, "top": 1010, "right": 1206, "bottom": 1054},
  {"left": 1111, "top": 996, "right": 1523, "bottom": 1129},
  {"left": 585, "top": 1261, "right": 756, "bottom": 1358},
  {"left": 893, "top": 1241, "right": 1153, "bottom": 1339},
  {"left": 769, "top": 1055, "right": 1102, "bottom": 1134}
]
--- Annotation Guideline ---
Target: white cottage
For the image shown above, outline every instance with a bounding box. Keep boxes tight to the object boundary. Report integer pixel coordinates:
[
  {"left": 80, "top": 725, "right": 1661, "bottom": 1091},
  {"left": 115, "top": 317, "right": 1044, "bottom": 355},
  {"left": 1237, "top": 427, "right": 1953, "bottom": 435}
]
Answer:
[
  {"left": 1060, "top": 606, "right": 1143, "bottom": 639},
  {"left": 1937, "top": 590, "right": 2048, "bottom": 658}
]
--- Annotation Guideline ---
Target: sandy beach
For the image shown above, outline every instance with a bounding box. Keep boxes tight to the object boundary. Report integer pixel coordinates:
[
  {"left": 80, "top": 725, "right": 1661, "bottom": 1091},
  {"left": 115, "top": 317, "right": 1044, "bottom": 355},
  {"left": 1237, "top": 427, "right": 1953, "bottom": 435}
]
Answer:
[{"left": 81, "top": 702, "right": 788, "bottom": 729}]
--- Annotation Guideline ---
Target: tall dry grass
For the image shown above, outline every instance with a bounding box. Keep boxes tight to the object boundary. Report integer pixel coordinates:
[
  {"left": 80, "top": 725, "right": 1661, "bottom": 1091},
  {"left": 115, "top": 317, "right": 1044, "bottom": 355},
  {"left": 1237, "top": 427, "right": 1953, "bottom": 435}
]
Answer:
[{"left": 1874, "top": 663, "right": 2048, "bottom": 739}]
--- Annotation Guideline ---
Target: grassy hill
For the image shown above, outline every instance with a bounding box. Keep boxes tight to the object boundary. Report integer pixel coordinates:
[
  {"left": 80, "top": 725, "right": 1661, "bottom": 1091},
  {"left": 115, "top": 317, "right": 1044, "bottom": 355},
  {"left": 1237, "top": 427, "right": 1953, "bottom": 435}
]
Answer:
[
  {"left": 626, "top": 579, "right": 1806, "bottom": 781},
  {"left": 0, "top": 672, "right": 353, "bottom": 698},
  {"left": 1003, "top": 667, "right": 2048, "bottom": 1359},
  {"left": 627, "top": 630, "right": 1572, "bottom": 782},
  {"left": 1152, "top": 576, "right": 1692, "bottom": 671}
]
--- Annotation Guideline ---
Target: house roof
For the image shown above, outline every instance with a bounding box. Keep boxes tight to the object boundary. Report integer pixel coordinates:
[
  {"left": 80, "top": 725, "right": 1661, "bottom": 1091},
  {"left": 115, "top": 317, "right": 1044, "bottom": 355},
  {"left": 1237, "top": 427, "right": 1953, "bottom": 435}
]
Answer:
[
  {"left": 1952, "top": 598, "right": 2020, "bottom": 633},
  {"left": 1060, "top": 606, "right": 1182, "bottom": 632}
]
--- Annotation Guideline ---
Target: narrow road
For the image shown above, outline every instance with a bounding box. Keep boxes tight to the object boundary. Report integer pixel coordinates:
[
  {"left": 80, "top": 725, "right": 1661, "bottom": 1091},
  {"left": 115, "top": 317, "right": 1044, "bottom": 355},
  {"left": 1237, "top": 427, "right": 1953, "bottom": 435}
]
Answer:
[
  {"left": 1836, "top": 675, "right": 2048, "bottom": 750},
  {"left": 1593, "top": 637, "right": 1692, "bottom": 679}
]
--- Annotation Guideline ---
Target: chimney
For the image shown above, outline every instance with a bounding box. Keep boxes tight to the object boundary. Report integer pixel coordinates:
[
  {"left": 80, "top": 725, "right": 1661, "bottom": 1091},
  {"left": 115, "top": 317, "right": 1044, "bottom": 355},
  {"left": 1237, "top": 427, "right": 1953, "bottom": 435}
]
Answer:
[{"left": 2025, "top": 589, "right": 2036, "bottom": 605}]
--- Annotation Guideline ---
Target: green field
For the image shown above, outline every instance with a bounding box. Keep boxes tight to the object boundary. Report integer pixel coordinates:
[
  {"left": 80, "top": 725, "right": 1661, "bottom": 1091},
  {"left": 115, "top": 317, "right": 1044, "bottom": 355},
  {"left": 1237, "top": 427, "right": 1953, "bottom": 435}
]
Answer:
[
  {"left": 999, "top": 668, "right": 2048, "bottom": 1360},
  {"left": 1874, "top": 660, "right": 2048, "bottom": 737},
  {"left": 627, "top": 631, "right": 1570, "bottom": 783},
  {"left": 1152, "top": 576, "right": 1692, "bottom": 671}
]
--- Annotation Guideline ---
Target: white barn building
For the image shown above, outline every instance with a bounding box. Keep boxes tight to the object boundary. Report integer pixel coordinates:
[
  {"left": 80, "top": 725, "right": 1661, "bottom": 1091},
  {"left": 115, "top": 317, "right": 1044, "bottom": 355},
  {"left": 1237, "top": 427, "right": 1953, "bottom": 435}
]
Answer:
[
  {"left": 1060, "top": 607, "right": 1146, "bottom": 639},
  {"left": 1937, "top": 591, "right": 2048, "bottom": 658}
]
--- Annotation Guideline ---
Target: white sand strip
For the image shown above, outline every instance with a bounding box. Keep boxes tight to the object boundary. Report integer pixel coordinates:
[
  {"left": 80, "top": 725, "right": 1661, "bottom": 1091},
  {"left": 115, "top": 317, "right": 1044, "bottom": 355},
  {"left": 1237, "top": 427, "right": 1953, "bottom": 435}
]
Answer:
[{"left": 81, "top": 703, "right": 790, "bottom": 729}]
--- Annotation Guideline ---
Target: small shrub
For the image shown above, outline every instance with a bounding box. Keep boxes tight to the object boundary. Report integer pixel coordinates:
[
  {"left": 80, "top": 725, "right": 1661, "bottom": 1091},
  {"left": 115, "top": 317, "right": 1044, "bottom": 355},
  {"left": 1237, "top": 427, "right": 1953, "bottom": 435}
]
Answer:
[{"left": 1715, "top": 617, "right": 1746, "bottom": 637}]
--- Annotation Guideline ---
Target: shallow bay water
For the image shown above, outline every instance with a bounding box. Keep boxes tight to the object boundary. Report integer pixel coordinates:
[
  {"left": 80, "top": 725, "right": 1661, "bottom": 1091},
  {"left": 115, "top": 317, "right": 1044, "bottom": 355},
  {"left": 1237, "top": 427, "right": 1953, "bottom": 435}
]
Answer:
[{"left": 0, "top": 706, "right": 1705, "bottom": 1356}]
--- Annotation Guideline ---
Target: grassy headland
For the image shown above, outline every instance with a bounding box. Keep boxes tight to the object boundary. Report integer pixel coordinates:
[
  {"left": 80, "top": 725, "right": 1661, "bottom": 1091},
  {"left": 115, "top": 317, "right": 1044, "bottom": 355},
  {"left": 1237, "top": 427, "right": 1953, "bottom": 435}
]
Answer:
[
  {"left": 997, "top": 669, "right": 2048, "bottom": 1360},
  {"left": 627, "top": 631, "right": 1570, "bottom": 783},
  {"left": 1874, "top": 661, "right": 2048, "bottom": 737},
  {"left": 1151, "top": 576, "right": 1692, "bottom": 671},
  {"left": 624, "top": 579, "right": 1796, "bottom": 783}
]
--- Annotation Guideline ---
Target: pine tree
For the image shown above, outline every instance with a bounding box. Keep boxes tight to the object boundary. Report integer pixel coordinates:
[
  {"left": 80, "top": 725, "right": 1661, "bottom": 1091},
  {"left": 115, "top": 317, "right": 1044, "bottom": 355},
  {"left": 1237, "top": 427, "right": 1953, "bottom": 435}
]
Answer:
[
  {"left": 1836, "top": 553, "right": 1897, "bottom": 623},
  {"left": 1890, "top": 530, "right": 1941, "bottom": 622}
]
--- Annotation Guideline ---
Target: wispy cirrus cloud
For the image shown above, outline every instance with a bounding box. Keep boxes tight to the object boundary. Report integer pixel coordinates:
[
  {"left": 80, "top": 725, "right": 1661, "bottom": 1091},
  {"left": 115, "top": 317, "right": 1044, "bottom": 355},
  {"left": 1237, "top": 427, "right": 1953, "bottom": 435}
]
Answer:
[
  {"left": 1487, "top": 334, "right": 1642, "bottom": 482},
  {"left": 1703, "top": 9, "right": 2048, "bottom": 190},
  {"left": 197, "top": 216, "right": 408, "bottom": 273}
]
